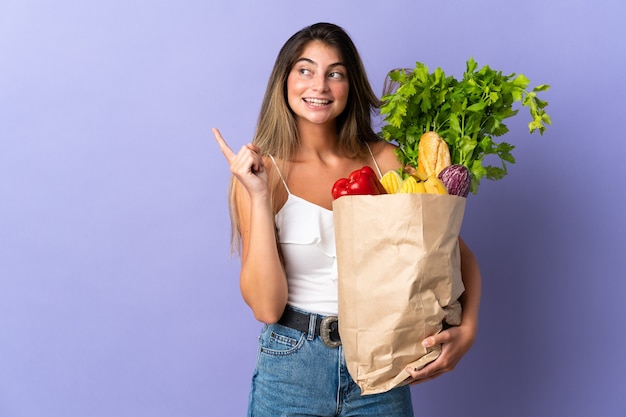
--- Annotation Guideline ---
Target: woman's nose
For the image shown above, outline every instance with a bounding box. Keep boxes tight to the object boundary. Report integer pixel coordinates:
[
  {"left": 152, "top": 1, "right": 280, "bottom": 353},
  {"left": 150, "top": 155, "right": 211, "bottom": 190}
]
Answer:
[{"left": 312, "top": 74, "right": 329, "bottom": 92}]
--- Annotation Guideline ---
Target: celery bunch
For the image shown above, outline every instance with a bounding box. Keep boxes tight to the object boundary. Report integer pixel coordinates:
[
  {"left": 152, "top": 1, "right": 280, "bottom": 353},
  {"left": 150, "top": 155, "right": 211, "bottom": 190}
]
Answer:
[{"left": 380, "top": 57, "right": 551, "bottom": 194}]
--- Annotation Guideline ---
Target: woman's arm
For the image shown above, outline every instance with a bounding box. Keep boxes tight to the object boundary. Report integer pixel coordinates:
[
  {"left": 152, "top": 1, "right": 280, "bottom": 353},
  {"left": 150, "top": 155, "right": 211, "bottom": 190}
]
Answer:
[
  {"left": 456, "top": 237, "right": 482, "bottom": 342},
  {"left": 214, "top": 129, "right": 288, "bottom": 323},
  {"left": 405, "top": 237, "right": 482, "bottom": 383},
  {"left": 234, "top": 178, "right": 288, "bottom": 323}
]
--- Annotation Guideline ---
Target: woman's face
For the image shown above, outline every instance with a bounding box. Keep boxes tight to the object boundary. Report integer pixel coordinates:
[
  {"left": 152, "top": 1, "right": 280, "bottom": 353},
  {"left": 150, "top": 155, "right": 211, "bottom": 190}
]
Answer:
[{"left": 286, "top": 41, "right": 349, "bottom": 128}]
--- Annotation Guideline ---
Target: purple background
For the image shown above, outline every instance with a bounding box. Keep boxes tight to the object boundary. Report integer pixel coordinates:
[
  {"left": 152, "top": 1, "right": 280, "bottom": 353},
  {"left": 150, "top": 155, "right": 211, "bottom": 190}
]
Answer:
[{"left": 1, "top": 1, "right": 625, "bottom": 416}]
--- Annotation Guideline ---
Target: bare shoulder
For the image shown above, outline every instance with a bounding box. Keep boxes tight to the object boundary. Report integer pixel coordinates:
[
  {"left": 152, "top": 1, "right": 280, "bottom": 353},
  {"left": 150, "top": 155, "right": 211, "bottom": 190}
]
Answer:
[{"left": 369, "top": 140, "right": 402, "bottom": 173}]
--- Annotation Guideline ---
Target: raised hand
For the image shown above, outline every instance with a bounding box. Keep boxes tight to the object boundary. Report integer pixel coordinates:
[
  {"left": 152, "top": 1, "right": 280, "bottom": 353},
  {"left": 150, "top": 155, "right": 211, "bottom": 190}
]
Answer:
[{"left": 213, "top": 128, "right": 269, "bottom": 195}]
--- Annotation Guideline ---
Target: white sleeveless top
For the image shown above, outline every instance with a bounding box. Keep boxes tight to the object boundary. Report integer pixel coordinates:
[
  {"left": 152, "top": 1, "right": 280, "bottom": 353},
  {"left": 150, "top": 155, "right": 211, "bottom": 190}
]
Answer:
[{"left": 269, "top": 145, "right": 382, "bottom": 316}]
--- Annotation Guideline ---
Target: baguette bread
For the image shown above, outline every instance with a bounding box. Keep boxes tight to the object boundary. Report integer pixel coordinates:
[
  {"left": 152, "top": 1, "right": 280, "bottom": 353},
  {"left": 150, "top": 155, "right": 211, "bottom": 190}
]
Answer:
[{"left": 417, "top": 131, "right": 451, "bottom": 177}]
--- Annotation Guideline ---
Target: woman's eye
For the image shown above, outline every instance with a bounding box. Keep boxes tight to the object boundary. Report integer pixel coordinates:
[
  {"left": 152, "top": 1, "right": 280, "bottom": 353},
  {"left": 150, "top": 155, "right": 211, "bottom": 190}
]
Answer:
[
  {"left": 329, "top": 71, "right": 345, "bottom": 80},
  {"left": 299, "top": 68, "right": 311, "bottom": 75}
]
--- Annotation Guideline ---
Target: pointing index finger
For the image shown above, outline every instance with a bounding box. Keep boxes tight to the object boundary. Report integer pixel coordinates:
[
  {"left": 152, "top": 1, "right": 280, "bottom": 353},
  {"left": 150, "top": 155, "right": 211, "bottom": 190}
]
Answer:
[{"left": 212, "top": 128, "right": 235, "bottom": 162}]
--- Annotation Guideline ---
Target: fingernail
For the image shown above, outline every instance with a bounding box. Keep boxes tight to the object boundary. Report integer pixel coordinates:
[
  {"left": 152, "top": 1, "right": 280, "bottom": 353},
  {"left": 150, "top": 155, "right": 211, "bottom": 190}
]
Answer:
[{"left": 422, "top": 338, "right": 431, "bottom": 348}]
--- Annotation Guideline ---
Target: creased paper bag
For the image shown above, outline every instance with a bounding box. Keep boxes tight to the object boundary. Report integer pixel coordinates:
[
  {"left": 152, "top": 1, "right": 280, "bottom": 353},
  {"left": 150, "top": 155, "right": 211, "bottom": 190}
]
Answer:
[{"left": 333, "top": 193, "right": 466, "bottom": 395}]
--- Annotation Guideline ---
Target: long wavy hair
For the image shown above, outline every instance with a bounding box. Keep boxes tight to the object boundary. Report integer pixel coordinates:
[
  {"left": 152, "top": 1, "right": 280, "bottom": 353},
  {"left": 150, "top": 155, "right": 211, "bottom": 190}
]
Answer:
[{"left": 228, "top": 22, "right": 382, "bottom": 252}]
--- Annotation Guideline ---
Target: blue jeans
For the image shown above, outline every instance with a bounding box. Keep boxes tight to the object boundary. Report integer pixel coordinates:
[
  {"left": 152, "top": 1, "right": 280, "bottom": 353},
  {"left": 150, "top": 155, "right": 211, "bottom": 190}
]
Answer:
[{"left": 248, "top": 309, "right": 413, "bottom": 416}]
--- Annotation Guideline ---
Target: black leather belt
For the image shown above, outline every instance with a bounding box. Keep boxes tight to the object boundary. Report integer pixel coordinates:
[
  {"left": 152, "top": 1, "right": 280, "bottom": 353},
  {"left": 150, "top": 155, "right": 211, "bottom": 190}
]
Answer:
[{"left": 278, "top": 307, "right": 341, "bottom": 348}]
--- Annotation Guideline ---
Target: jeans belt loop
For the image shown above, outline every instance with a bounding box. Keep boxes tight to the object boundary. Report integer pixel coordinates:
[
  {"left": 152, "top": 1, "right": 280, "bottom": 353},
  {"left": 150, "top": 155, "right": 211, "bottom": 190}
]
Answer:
[{"left": 307, "top": 313, "right": 317, "bottom": 341}]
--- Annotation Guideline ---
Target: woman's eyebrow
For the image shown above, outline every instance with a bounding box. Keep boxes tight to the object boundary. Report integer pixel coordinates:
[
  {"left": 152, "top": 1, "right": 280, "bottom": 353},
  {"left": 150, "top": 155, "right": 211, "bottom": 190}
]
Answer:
[{"left": 295, "top": 57, "right": 345, "bottom": 68}]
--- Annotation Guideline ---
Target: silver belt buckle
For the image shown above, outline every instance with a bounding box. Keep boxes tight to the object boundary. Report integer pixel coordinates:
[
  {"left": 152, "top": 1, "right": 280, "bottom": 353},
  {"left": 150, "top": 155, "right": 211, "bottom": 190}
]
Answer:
[{"left": 320, "top": 316, "right": 341, "bottom": 348}]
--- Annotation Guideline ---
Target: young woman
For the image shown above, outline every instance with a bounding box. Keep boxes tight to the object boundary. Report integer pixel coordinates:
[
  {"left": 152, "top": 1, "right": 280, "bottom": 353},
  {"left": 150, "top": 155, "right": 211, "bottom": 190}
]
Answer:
[{"left": 214, "top": 22, "right": 481, "bottom": 416}]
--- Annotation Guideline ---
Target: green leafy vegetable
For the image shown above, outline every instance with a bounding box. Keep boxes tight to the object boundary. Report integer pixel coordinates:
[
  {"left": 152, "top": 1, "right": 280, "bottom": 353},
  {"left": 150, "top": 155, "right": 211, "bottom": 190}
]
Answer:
[{"left": 379, "top": 57, "right": 551, "bottom": 194}]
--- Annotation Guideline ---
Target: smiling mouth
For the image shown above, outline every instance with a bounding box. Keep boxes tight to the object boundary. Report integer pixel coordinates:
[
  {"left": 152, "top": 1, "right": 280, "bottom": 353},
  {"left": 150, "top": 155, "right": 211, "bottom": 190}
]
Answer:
[{"left": 303, "top": 98, "right": 332, "bottom": 106}]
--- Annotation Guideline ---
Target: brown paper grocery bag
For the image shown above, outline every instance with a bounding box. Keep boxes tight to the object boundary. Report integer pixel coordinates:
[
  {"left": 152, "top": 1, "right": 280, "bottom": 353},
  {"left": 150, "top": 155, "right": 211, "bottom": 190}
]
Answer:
[{"left": 333, "top": 193, "right": 466, "bottom": 395}]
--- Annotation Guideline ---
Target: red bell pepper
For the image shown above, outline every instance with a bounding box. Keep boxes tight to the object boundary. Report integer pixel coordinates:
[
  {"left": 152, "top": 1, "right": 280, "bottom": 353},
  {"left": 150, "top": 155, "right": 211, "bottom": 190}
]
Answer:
[{"left": 331, "top": 166, "right": 387, "bottom": 200}]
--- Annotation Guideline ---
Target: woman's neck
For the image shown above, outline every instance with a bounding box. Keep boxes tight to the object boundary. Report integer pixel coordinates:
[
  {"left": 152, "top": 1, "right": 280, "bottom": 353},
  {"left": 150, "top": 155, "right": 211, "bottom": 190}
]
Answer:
[{"left": 295, "top": 121, "right": 340, "bottom": 161}]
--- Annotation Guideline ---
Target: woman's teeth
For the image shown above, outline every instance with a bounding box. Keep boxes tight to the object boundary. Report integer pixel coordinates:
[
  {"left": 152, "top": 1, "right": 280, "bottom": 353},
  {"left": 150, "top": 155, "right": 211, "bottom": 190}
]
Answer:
[{"left": 304, "top": 98, "right": 331, "bottom": 106}]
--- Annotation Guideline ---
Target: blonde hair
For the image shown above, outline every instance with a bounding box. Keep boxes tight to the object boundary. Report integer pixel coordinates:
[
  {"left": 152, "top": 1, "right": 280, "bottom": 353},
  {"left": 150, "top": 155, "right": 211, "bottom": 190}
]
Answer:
[{"left": 229, "top": 22, "right": 382, "bottom": 253}]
